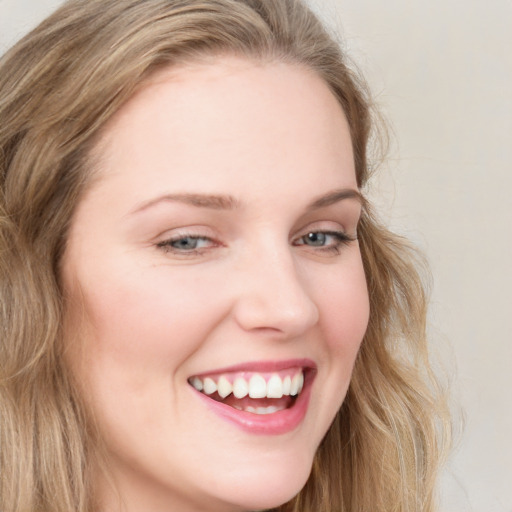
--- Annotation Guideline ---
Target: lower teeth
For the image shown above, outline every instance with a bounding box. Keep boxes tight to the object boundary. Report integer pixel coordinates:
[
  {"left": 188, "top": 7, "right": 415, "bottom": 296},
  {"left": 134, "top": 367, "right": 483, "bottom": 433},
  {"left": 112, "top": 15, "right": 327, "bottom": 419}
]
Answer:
[{"left": 232, "top": 405, "right": 282, "bottom": 415}]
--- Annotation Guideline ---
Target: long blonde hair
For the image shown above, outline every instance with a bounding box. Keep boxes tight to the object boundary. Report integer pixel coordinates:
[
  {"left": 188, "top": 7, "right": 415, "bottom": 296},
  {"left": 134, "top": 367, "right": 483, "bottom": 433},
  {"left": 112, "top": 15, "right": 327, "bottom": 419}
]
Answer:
[{"left": 0, "top": 1, "right": 450, "bottom": 510}]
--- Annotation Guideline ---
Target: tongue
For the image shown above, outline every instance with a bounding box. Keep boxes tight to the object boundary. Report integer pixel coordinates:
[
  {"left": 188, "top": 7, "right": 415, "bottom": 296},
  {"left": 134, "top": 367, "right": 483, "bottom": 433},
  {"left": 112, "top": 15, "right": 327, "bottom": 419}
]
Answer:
[{"left": 214, "top": 393, "right": 294, "bottom": 410}]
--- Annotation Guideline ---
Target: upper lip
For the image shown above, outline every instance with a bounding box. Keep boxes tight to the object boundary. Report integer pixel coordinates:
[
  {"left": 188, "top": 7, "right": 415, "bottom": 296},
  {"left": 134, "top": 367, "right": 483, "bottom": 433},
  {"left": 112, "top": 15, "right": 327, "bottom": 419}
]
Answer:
[{"left": 189, "top": 358, "right": 316, "bottom": 378}]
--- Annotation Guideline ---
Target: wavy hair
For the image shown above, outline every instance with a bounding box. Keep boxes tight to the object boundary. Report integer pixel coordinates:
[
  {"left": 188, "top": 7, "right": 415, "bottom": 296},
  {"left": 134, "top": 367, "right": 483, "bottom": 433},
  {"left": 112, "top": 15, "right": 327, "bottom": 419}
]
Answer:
[{"left": 0, "top": 0, "right": 450, "bottom": 510}]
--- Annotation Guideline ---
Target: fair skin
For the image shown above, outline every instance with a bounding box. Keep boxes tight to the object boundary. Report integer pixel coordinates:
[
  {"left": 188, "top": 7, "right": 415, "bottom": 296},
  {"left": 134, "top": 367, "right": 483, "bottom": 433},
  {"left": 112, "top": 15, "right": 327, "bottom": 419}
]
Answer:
[{"left": 62, "top": 56, "right": 369, "bottom": 512}]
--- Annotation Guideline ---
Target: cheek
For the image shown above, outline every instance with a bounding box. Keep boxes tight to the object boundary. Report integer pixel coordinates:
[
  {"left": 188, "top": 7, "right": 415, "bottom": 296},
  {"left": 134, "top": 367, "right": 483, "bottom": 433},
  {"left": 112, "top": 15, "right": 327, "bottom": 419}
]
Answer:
[
  {"left": 62, "top": 263, "right": 232, "bottom": 415},
  {"left": 299, "top": 255, "right": 368, "bottom": 444},
  {"left": 76, "top": 267, "right": 222, "bottom": 366},
  {"left": 317, "top": 257, "right": 370, "bottom": 359},
  {"left": 62, "top": 266, "right": 229, "bottom": 444}
]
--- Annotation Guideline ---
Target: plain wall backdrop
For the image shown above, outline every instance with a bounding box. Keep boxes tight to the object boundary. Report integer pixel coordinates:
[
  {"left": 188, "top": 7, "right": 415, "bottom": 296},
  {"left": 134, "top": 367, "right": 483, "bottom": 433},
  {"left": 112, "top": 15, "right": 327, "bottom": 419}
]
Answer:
[{"left": 1, "top": 1, "right": 511, "bottom": 511}]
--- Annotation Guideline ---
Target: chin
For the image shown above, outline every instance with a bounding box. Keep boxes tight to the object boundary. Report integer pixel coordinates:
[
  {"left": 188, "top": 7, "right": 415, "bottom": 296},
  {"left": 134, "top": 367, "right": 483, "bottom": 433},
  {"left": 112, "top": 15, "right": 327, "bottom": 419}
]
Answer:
[{"left": 209, "top": 450, "right": 314, "bottom": 511}]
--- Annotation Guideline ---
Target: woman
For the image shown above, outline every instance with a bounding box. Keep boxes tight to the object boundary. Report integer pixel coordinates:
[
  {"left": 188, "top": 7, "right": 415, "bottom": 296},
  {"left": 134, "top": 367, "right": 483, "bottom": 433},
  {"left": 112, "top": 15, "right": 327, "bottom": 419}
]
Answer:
[{"left": 0, "top": 0, "right": 450, "bottom": 511}]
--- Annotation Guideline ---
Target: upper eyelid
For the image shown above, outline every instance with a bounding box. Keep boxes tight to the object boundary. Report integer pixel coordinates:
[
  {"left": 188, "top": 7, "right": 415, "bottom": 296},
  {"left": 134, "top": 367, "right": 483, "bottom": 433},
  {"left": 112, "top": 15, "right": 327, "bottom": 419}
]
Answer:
[
  {"left": 293, "top": 230, "right": 355, "bottom": 245},
  {"left": 157, "top": 233, "right": 217, "bottom": 245},
  {"left": 154, "top": 226, "right": 217, "bottom": 241},
  {"left": 155, "top": 234, "right": 219, "bottom": 257},
  {"left": 152, "top": 211, "right": 359, "bottom": 241},
  {"left": 292, "top": 220, "right": 354, "bottom": 238},
  {"left": 154, "top": 224, "right": 354, "bottom": 242}
]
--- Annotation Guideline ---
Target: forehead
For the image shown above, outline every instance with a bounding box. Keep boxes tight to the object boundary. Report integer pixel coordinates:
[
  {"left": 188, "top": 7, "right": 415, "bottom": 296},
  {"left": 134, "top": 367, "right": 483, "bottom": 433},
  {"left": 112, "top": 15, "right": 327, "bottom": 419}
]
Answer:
[{"left": 88, "top": 55, "right": 356, "bottom": 204}]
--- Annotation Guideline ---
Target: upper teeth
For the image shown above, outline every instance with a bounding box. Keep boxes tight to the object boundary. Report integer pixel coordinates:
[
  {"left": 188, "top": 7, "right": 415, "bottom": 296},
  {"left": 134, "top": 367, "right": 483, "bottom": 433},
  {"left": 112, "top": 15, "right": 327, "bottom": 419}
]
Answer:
[{"left": 190, "top": 371, "right": 304, "bottom": 399}]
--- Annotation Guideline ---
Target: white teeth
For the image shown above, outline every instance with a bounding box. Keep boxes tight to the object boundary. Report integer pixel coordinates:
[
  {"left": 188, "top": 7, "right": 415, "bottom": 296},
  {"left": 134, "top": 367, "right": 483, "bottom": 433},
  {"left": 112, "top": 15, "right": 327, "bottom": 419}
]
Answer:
[
  {"left": 267, "top": 374, "right": 283, "bottom": 398},
  {"left": 246, "top": 406, "right": 281, "bottom": 415},
  {"left": 248, "top": 374, "right": 267, "bottom": 398},
  {"left": 203, "top": 377, "right": 217, "bottom": 395},
  {"left": 233, "top": 377, "right": 249, "bottom": 399},
  {"left": 190, "top": 370, "right": 305, "bottom": 399},
  {"left": 290, "top": 373, "right": 303, "bottom": 396},
  {"left": 191, "top": 377, "right": 203, "bottom": 391},
  {"left": 297, "top": 372, "right": 304, "bottom": 394},
  {"left": 282, "top": 375, "right": 291, "bottom": 395},
  {"left": 258, "top": 406, "right": 279, "bottom": 415},
  {"left": 217, "top": 376, "right": 232, "bottom": 398}
]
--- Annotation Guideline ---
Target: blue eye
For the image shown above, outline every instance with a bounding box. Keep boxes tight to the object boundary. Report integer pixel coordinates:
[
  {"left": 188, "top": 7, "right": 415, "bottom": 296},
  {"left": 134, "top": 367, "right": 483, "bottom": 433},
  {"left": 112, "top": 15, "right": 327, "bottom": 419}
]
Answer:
[
  {"left": 157, "top": 235, "right": 213, "bottom": 254},
  {"left": 170, "top": 236, "right": 203, "bottom": 250},
  {"left": 303, "top": 232, "right": 328, "bottom": 246},
  {"left": 295, "top": 231, "right": 354, "bottom": 252}
]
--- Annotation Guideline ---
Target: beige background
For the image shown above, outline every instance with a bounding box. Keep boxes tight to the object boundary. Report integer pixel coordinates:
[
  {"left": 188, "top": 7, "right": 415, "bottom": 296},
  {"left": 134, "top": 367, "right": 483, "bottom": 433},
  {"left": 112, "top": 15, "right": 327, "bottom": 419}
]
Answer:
[{"left": 1, "top": 1, "right": 511, "bottom": 511}]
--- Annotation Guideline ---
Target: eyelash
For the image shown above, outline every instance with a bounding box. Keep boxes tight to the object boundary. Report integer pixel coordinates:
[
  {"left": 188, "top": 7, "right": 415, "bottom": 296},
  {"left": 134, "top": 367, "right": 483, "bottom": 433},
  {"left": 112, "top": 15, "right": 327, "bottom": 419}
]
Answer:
[
  {"left": 156, "top": 234, "right": 217, "bottom": 255},
  {"left": 156, "top": 230, "right": 356, "bottom": 257},
  {"left": 293, "top": 230, "right": 356, "bottom": 254}
]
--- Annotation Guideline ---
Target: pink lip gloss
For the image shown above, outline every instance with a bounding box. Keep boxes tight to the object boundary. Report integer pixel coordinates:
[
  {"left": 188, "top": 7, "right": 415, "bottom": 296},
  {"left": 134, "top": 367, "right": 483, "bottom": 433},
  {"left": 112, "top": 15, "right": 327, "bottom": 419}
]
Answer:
[{"left": 189, "top": 359, "right": 316, "bottom": 435}]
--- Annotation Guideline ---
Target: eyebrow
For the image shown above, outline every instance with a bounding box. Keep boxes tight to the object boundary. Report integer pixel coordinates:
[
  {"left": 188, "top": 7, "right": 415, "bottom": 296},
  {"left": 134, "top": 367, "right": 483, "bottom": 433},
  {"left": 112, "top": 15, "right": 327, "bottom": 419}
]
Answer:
[
  {"left": 306, "top": 188, "right": 365, "bottom": 210},
  {"left": 130, "top": 187, "right": 363, "bottom": 215},
  {"left": 131, "top": 193, "right": 239, "bottom": 214}
]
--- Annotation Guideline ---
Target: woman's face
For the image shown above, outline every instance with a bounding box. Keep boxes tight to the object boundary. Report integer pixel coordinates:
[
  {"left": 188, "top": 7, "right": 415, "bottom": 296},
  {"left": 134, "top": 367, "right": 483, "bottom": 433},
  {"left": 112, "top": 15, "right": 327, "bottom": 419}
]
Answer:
[{"left": 62, "top": 57, "right": 369, "bottom": 512}]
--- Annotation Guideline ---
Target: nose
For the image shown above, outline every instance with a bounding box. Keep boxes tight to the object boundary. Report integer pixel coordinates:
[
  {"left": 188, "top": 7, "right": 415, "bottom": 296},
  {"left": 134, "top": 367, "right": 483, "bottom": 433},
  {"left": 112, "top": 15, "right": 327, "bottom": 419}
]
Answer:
[{"left": 231, "top": 246, "right": 319, "bottom": 338}]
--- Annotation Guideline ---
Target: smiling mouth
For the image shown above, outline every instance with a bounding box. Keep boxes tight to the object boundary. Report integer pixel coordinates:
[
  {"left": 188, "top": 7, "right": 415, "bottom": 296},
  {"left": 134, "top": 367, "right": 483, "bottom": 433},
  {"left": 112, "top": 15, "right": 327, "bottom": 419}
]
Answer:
[{"left": 188, "top": 367, "right": 306, "bottom": 415}]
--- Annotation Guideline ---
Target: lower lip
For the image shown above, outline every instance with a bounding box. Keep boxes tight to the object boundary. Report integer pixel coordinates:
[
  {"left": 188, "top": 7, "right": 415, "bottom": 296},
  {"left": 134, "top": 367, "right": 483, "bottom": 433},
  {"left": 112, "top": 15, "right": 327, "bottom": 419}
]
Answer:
[{"left": 192, "top": 373, "right": 314, "bottom": 435}]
